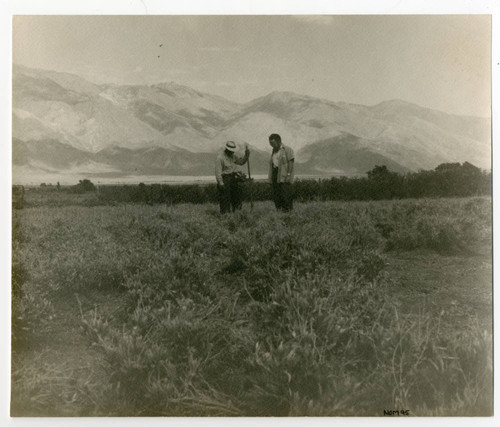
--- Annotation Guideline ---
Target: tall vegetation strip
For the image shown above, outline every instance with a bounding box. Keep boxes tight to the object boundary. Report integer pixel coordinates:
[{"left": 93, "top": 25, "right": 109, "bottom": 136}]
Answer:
[{"left": 16, "top": 162, "right": 491, "bottom": 209}]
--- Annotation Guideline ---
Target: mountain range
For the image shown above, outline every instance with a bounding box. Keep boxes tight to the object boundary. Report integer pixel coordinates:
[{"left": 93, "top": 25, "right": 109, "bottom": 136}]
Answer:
[{"left": 12, "top": 64, "right": 491, "bottom": 184}]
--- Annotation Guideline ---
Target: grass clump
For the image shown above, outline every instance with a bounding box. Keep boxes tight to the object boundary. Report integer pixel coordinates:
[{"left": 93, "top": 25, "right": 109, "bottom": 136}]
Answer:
[{"left": 12, "top": 197, "right": 492, "bottom": 416}]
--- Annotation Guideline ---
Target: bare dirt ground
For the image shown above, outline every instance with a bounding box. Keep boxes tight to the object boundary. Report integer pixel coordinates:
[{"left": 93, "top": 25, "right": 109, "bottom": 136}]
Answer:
[
  {"left": 11, "top": 291, "right": 125, "bottom": 416},
  {"left": 386, "top": 251, "right": 492, "bottom": 332}
]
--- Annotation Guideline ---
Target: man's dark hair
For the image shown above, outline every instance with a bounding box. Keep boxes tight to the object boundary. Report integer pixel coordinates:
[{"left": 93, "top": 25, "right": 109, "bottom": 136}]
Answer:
[{"left": 269, "top": 133, "right": 281, "bottom": 143}]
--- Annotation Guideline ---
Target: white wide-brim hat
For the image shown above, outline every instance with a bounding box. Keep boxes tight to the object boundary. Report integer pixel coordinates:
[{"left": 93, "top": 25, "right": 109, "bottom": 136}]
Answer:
[{"left": 224, "top": 141, "right": 237, "bottom": 152}]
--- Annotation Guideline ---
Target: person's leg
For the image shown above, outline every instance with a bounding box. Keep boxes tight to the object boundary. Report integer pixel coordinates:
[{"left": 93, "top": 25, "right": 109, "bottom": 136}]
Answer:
[
  {"left": 234, "top": 183, "right": 243, "bottom": 211},
  {"left": 272, "top": 168, "right": 281, "bottom": 210},
  {"left": 282, "top": 183, "right": 293, "bottom": 212},
  {"left": 277, "top": 183, "right": 287, "bottom": 211},
  {"left": 218, "top": 176, "right": 231, "bottom": 214},
  {"left": 230, "top": 176, "right": 243, "bottom": 211}
]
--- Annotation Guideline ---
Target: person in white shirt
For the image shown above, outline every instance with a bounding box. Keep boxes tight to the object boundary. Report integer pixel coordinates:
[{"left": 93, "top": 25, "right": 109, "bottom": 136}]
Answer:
[
  {"left": 215, "top": 141, "right": 250, "bottom": 214},
  {"left": 268, "top": 133, "right": 294, "bottom": 212}
]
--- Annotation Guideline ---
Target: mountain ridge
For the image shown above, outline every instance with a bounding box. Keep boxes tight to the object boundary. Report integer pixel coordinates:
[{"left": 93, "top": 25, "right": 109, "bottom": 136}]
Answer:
[{"left": 12, "top": 64, "right": 491, "bottom": 183}]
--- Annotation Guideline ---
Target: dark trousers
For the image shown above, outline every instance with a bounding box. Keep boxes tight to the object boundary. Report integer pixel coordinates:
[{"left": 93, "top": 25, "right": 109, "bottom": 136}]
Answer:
[
  {"left": 218, "top": 174, "right": 243, "bottom": 214},
  {"left": 272, "top": 167, "right": 293, "bottom": 212}
]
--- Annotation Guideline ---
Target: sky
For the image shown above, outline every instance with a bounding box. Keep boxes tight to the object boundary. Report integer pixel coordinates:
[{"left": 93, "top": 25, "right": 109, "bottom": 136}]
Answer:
[
  {"left": 1, "top": 4, "right": 500, "bottom": 427},
  {"left": 11, "top": 14, "right": 492, "bottom": 117}
]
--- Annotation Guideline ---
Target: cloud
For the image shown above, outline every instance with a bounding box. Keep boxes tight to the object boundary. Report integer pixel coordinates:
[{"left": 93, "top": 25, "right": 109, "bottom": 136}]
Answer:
[
  {"left": 198, "top": 46, "right": 241, "bottom": 52},
  {"left": 247, "top": 63, "right": 274, "bottom": 70},
  {"left": 166, "top": 68, "right": 191, "bottom": 76},
  {"left": 213, "top": 80, "right": 259, "bottom": 87}
]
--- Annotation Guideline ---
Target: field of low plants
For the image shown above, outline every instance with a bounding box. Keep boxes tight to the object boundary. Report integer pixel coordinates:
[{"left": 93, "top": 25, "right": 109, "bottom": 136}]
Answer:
[{"left": 11, "top": 194, "right": 492, "bottom": 416}]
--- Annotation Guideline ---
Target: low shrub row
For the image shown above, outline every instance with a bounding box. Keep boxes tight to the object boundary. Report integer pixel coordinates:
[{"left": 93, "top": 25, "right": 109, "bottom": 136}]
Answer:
[{"left": 93, "top": 162, "right": 491, "bottom": 205}]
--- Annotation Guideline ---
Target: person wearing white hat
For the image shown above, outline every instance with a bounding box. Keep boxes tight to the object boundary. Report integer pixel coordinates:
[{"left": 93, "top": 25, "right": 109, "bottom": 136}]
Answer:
[{"left": 215, "top": 141, "right": 250, "bottom": 214}]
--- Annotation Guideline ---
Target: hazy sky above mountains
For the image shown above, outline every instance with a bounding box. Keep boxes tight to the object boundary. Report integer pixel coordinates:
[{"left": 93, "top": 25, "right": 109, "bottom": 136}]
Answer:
[{"left": 13, "top": 15, "right": 491, "bottom": 117}]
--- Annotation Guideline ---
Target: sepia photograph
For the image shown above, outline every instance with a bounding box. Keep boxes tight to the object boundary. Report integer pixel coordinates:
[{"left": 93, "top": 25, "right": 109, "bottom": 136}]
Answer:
[{"left": 7, "top": 4, "right": 495, "bottom": 419}]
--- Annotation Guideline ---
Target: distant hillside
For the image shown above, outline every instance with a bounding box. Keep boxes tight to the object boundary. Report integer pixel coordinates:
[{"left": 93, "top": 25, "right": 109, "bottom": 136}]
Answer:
[
  {"left": 12, "top": 65, "right": 491, "bottom": 183},
  {"left": 13, "top": 137, "right": 271, "bottom": 183},
  {"left": 297, "top": 133, "right": 410, "bottom": 175}
]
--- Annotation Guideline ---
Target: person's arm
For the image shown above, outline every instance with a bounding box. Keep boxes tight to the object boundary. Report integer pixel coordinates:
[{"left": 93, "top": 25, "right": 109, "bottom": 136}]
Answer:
[
  {"left": 286, "top": 159, "right": 295, "bottom": 182},
  {"left": 268, "top": 157, "right": 273, "bottom": 184},
  {"left": 234, "top": 145, "right": 250, "bottom": 165},
  {"left": 285, "top": 147, "right": 295, "bottom": 182},
  {"left": 215, "top": 156, "right": 224, "bottom": 185}
]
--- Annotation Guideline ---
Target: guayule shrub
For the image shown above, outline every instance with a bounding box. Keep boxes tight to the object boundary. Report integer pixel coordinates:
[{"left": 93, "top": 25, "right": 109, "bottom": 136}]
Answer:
[{"left": 13, "top": 197, "right": 492, "bottom": 415}]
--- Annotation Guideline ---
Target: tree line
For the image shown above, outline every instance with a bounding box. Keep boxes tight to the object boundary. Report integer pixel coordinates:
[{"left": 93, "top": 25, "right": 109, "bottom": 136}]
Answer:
[{"left": 91, "top": 162, "right": 490, "bottom": 205}]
